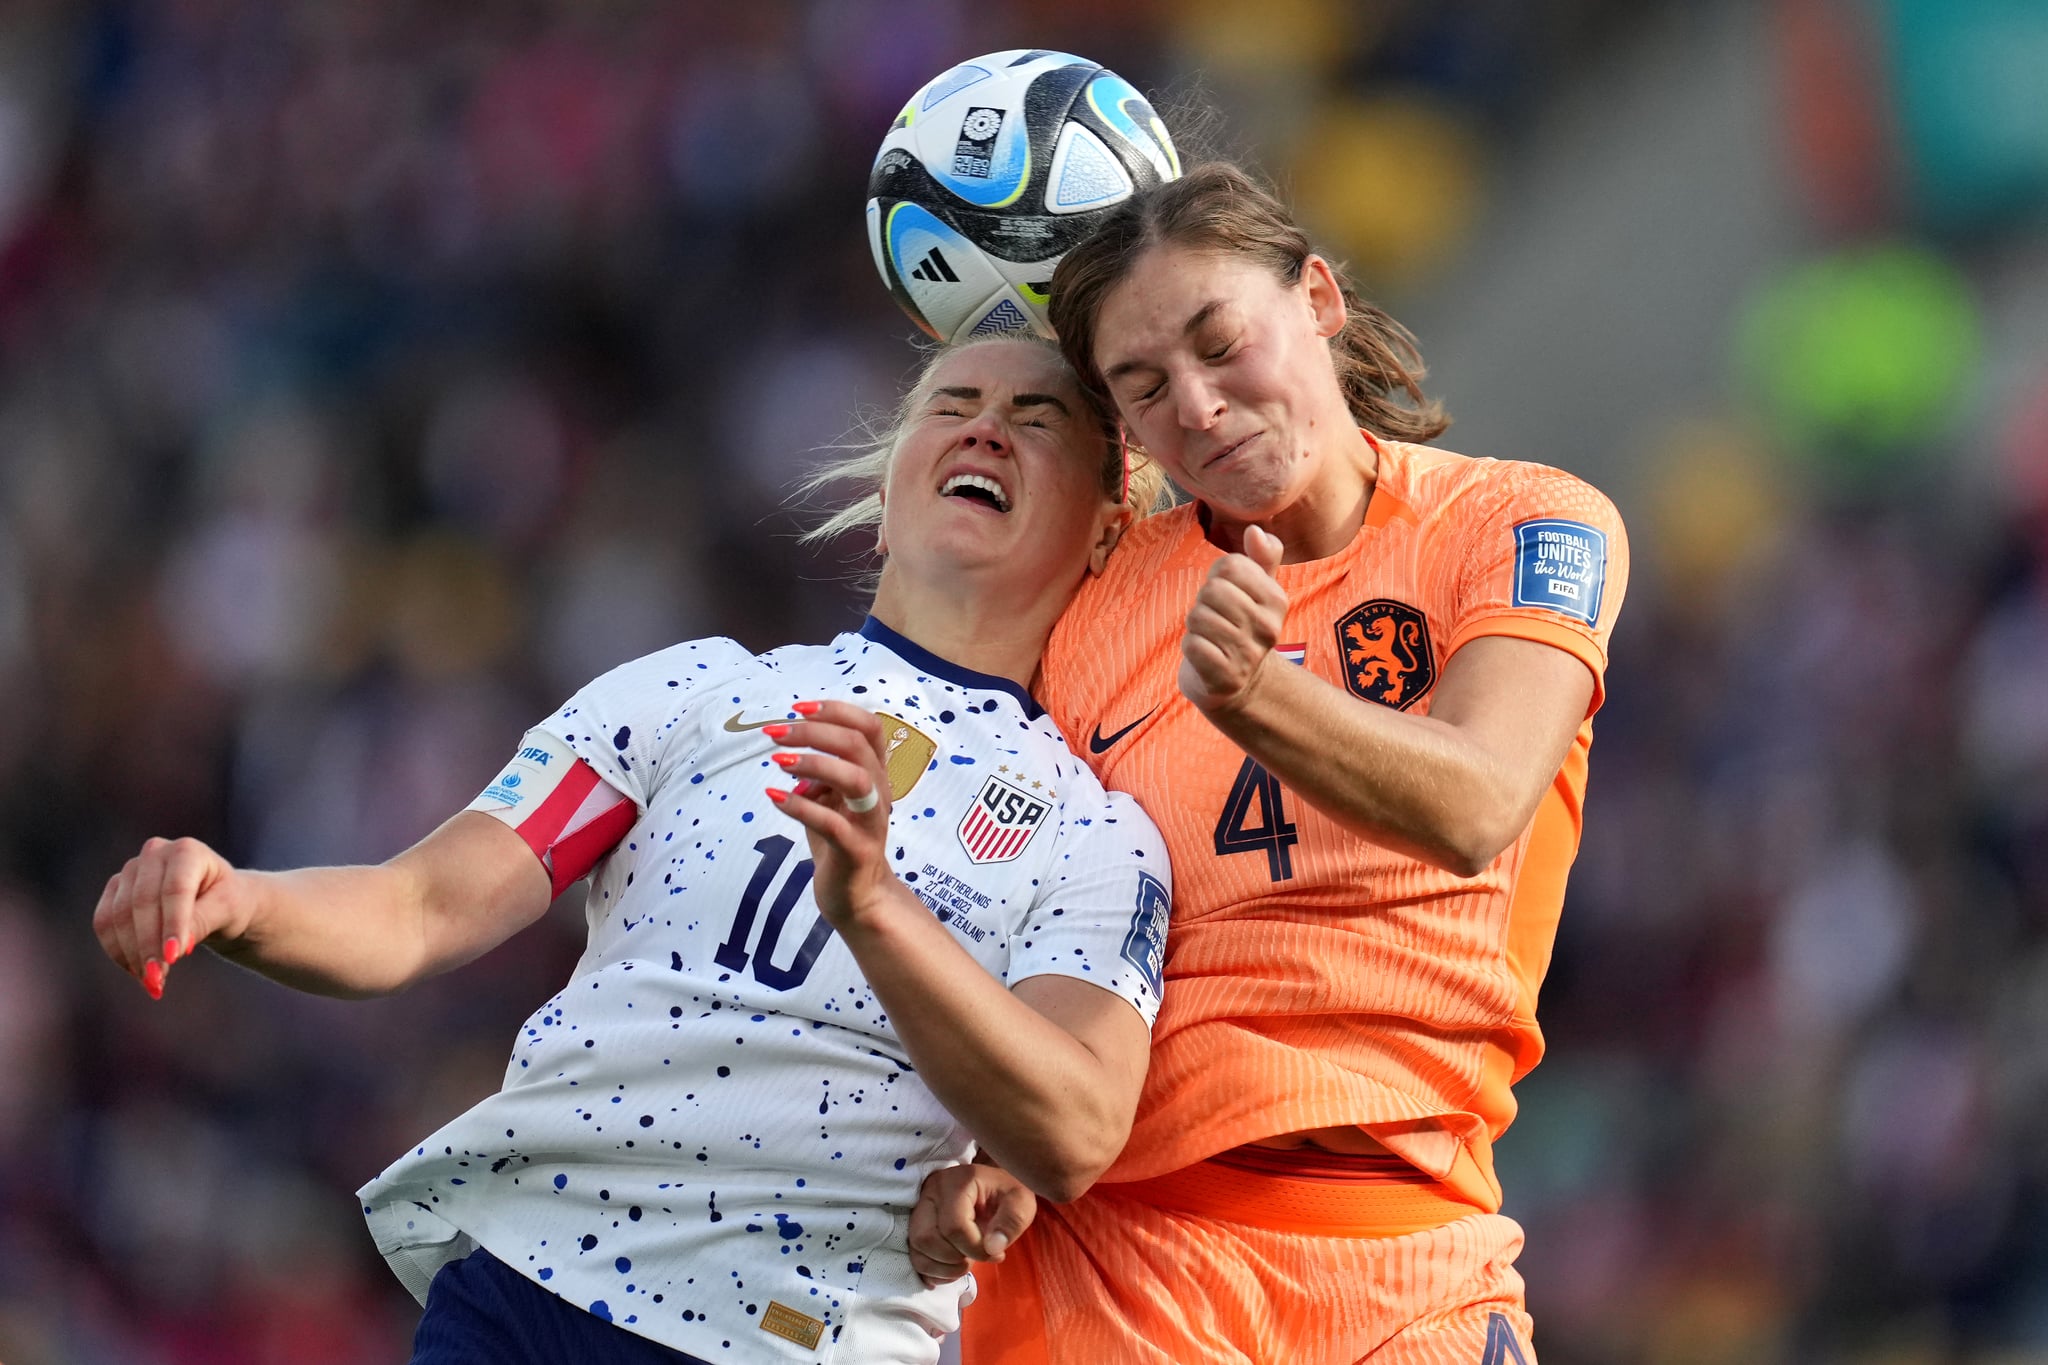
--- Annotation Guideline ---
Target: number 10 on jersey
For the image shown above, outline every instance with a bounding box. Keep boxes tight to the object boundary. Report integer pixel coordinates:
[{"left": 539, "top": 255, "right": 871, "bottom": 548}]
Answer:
[{"left": 714, "top": 835, "right": 836, "bottom": 991}]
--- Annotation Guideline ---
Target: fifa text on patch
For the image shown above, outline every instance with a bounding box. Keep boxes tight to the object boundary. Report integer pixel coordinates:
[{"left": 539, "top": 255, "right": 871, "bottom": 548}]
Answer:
[{"left": 1512, "top": 518, "right": 1607, "bottom": 625}]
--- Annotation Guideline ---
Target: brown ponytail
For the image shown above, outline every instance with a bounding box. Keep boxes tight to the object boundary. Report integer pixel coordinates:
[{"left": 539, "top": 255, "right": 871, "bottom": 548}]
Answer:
[{"left": 1047, "top": 162, "right": 1450, "bottom": 444}]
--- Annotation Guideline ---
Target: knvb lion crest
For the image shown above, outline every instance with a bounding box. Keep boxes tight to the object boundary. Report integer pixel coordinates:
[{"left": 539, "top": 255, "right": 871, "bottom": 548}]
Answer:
[{"left": 1335, "top": 600, "right": 1435, "bottom": 710}]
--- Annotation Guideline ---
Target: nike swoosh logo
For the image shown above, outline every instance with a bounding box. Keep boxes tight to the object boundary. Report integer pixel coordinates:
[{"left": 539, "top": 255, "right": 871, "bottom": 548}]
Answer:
[
  {"left": 1087, "top": 708, "right": 1156, "bottom": 754},
  {"left": 723, "top": 712, "right": 787, "bottom": 733}
]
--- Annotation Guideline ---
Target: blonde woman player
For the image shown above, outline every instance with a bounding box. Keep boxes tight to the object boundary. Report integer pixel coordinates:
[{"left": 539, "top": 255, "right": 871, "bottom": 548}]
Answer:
[
  {"left": 93, "top": 335, "right": 1175, "bottom": 1365},
  {"left": 913, "top": 163, "right": 1631, "bottom": 1364}
]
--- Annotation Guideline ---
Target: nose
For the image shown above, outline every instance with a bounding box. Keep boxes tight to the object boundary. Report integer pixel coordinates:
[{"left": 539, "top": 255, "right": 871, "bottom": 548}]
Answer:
[
  {"left": 1173, "top": 372, "right": 1225, "bottom": 431},
  {"left": 958, "top": 408, "right": 1010, "bottom": 455}
]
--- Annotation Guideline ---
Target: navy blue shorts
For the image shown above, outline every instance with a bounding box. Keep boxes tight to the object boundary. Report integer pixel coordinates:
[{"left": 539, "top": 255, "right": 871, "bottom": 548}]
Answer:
[{"left": 410, "top": 1246, "right": 712, "bottom": 1365}]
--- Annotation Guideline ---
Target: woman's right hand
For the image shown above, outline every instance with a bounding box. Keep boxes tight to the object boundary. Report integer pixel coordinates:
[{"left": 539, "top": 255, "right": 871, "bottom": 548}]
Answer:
[
  {"left": 93, "top": 836, "right": 246, "bottom": 999},
  {"left": 908, "top": 1161, "right": 1039, "bottom": 1288},
  {"left": 762, "top": 700, "right": 896, "bottom": 932}
]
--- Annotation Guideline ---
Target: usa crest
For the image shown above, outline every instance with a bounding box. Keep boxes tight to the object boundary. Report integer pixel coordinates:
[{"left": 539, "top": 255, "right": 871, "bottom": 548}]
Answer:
[
  {"left": 957, "top": 773, "right": 1050, "bottom": 864},
  {"left": 1335, "top": 600, "right": 1435, "bottom": 710}
]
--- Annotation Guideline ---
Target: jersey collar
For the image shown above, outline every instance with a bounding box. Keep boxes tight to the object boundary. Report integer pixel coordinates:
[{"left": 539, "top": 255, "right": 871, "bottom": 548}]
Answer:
[
  {"left": 1178, "top": 431, "right": 1412, "bottom": 571},
  {"left": 857, "top": 617, "right": 1045, "bottom": 720}
]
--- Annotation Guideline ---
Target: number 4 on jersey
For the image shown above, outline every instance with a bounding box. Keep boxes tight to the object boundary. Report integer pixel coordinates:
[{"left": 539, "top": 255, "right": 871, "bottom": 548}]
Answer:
[{"left": 1213, "top": 756, "right": 1297, "bottom": 882}]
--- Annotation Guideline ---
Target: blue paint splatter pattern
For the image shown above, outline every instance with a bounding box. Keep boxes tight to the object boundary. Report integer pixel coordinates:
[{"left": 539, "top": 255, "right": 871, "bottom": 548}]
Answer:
[{"left": 359, "top": 622, "right": 1170, "bottom": 1361}]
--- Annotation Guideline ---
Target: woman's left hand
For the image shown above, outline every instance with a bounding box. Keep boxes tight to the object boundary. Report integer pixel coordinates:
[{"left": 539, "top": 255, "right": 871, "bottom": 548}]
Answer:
[{"left": 764, "top": 700, "right": 895, "bottom": 930}]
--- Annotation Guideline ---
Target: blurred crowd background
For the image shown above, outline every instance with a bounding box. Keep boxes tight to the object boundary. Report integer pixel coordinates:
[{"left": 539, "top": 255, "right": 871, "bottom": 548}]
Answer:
[{"left": 2, "top": 0, "right": 2046, "bottom": 1361}]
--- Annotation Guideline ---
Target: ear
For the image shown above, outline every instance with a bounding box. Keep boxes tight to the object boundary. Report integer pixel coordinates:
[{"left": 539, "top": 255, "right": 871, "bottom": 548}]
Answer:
[
  {"left": 1088, "top": 503, "right": 1134, "bottom": 576},
  {"left": 1300, "top": 255, "right": 1348, "bottom": 341},
  {"left": 874, "top": 488, "right": 888, "bottom": 557}
]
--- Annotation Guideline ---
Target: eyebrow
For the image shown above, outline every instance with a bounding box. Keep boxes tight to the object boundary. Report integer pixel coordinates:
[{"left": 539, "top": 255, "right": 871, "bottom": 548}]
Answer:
[
  {"left": 1103, "top": 301, "right": 1226, "bottom": 383},
  {"left": 930, "top": 385, "right": 1070, "bottom": 415}
]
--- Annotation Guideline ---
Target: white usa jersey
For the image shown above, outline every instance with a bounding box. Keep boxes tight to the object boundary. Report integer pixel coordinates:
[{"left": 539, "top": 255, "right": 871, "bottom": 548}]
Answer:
[{"left": 358, "top": 619, "right": 1171, "bottom": 1363}]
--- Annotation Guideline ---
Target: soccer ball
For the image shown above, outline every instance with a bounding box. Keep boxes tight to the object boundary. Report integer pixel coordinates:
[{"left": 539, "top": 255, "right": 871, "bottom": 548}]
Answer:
[{"left": 867, "top": 50, "right": 1181, "bottom": 343}]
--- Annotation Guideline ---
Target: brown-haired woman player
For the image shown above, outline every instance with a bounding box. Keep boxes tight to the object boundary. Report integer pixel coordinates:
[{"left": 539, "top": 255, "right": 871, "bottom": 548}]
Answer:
[{"left": 913, "top": 162, "right": 1631, "bottom": 1363}]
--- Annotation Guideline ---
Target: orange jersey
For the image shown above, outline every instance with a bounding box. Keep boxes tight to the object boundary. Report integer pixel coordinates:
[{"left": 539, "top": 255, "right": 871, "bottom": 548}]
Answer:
[{"left": 1040, "top": 437, "right": 1629, "bottom": 1209}]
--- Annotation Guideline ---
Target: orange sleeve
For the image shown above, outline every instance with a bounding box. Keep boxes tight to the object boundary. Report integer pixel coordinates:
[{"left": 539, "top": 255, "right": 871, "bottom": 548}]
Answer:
[{"left": 1440, "top": 463, "right": 1630, "bottom": 712}]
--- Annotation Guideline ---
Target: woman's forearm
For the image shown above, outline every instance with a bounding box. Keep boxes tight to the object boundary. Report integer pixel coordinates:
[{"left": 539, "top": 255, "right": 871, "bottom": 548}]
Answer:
[
  {"left": 1202, "top": 636, "right": 1594, "bottom": 876},
  {"left": 212, "top": 814, "right": 554, "bottom": 997},
  {"left": 833, "top": 884, "right": 1145, "bottom": 1203},
  {"left": 211, "top": 862, "right": 439, "bottom": 997}
]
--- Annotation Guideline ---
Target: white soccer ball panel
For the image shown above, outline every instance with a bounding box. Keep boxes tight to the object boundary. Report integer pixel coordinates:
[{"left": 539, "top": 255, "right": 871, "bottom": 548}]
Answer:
[{"left": 1045, "top": 122, "right": 1134, "bottom": 216}]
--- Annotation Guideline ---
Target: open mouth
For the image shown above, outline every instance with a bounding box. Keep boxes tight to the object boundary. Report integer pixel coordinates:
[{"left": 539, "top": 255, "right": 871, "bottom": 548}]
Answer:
[{"left": 940, "top": 473, "right": 1011, "bottom": 513}]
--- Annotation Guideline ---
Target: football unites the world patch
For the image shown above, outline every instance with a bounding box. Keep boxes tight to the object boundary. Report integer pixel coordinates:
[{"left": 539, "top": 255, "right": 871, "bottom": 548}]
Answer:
[
  {"left": 1119, "top": 870, "right": 1169, "bottom": 995},
  {"left": 957, "top": 772, "right": 1051, "bottom": 864},
  {"left": 1511, "top": 518, "right": 1608, "bottom": 625},
  {"left": 1335, "top": 600, "right": 1435, "bottom": 710}
]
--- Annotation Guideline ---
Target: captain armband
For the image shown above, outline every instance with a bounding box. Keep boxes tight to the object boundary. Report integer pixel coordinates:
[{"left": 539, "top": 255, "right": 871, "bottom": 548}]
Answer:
[{"left": 467, "top": 729, "right": 639, "bottom": 897}]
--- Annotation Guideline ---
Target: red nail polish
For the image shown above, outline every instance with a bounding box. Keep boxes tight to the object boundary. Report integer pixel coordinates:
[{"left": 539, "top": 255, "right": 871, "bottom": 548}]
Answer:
[
  {"left": 772, "top": 752, "right": 802, "bottom": 770},
  {"left": 792, "top": 701, "right": 822, "bottom": 717},
  {"left": 765, "top": 788, "right": 789, "bottom": 805},
  {"left": 793, "top": 779, "right": 820, "bottom": 798},
  {"left": 163, "top": 937, "right": 181, "bottom": 965},
  {"left": 761, "top": 723, "right": 792, "bottom": 741},
  {"left": 143, "top": 960, "right": 163, "bottom": 998}
]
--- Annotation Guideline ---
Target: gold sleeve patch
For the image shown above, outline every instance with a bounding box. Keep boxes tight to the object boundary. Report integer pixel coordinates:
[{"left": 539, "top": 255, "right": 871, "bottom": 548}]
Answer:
[
  {"left": 760, "top": 1300, "right": 826, "bottom": 1350},
  {"left": 877, "top": 712, "right": 937, "bottom": 800}
]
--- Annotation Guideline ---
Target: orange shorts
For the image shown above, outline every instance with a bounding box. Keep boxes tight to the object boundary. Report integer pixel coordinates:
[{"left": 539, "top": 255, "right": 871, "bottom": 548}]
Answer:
[{"left": 960, "top": 1152, "right": 1534, "bottom": 1365}]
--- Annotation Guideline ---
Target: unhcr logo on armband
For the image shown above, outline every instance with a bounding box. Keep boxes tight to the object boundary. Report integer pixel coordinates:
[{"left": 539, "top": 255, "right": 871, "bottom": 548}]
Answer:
[{"left": 482, "top": 770, "right": 525, "bottom": 807}]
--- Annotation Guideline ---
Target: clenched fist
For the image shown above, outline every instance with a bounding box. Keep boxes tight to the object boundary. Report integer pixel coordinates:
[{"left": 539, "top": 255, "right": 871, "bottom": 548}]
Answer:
[
  {"left": 908, "top": 1161, "right": 1038, "bottom": 1288},
  {"left": 1179, "top": 524, "right": 1289, "bottom": 715}
]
